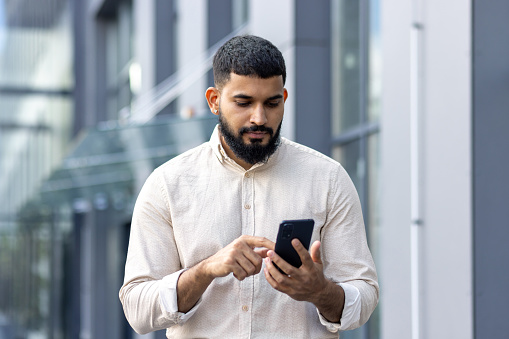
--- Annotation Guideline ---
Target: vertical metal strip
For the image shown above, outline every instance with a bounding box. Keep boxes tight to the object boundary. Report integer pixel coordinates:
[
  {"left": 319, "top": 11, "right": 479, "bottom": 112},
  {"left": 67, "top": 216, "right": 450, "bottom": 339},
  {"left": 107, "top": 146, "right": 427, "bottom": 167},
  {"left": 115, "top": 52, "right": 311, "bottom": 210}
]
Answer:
[{"left": 410, "top": 0, "right": 424, "bottom": 338}]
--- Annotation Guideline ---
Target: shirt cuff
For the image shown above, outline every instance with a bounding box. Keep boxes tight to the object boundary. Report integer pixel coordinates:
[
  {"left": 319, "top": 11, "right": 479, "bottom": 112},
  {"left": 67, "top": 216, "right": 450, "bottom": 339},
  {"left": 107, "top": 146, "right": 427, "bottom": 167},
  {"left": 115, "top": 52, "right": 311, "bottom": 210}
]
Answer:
[
  {"left": 317, "top": 282, "right": 362, "bottom": 332},
  {"left": 159, "top": 269, "right": 202, "bottom": 324}
]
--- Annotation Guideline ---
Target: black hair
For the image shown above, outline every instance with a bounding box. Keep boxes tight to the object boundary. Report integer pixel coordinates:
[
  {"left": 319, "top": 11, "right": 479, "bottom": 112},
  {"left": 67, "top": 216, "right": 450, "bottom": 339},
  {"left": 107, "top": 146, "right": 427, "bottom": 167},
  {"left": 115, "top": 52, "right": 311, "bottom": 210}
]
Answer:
[{"left": 213, "top": 35, "right": 286, "bottom": 89}]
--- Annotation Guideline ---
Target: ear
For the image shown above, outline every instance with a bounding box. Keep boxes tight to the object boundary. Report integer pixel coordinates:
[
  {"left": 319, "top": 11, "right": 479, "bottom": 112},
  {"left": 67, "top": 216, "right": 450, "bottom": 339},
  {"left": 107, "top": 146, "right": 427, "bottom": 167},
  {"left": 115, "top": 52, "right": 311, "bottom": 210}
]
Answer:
[
  {"left": 205, "top": 87, "right": 220, "bottom": 115},
  {"left": 283, "top": 88, "right": 288, "bottom": 103}
]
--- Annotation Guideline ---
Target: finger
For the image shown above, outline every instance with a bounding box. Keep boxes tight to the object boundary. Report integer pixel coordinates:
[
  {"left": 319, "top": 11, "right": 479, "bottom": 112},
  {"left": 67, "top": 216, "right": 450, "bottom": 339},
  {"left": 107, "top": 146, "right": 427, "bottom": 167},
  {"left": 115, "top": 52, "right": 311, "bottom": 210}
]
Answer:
[
  {"left": 264, "top": 256, "right": 287, "bottom": 282},
  {"left": 254, "top": 248, "right": 270, "bottom": 258},
  {"left": 264, "top": 258, "right": 290, "bottom": 291},
  {"left": 291, "top": 238, "right": 314, "bottom": 267},
  {"left": 237, "top": 248, "right": 263, "bottom": 275},
  {"left": 232, "top": 254, "right": 258, "bottom": 279},
  {"left": 233, "top": 238, "right": 265, "bottom": 264},
  {"left": 241, "top": 235, "right": 275, "bottom": 251},
  {"left": 241, "top": 245, "right": 265, "bottom": 268},
  {"left": 267, "top": 250, "right": 295, "bottom": 276},
  {"left": 263, "top": 260, "right": 279, "bottom": 288},
  {"left": 309, "top": 240, "right": 322, "bottom": 264},
  {"left": 232, "top": 266, "right": 247, "bottom": 280}
]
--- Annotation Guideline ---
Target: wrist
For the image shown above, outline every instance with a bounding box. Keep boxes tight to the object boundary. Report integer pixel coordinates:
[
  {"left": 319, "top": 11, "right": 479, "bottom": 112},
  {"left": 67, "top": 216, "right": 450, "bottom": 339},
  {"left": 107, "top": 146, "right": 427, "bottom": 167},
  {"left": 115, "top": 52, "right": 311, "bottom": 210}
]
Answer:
[
  {"left": 195, "top": 257, "right": 217, "bottom": 282},
  {"left": 312, "top": 280, "right": 345, "bottom": 323},
  {"left": 311, "top": 278, "right": 335, "bottom": 305}
]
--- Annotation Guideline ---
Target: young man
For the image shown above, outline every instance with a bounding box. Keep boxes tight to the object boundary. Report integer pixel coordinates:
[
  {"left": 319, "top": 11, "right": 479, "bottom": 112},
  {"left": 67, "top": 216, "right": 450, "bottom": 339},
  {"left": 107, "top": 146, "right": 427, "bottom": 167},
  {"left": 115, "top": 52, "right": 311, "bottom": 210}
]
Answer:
[{"left": 119, "top": 35, "right": 378, "bottom": 338}]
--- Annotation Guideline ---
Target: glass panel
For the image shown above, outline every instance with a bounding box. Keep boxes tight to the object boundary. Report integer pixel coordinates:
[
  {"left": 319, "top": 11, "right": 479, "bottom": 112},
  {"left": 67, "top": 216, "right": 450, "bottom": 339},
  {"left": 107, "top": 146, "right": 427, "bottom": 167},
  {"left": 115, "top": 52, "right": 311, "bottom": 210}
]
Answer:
[
  {"left": 366, "top": 132, "right": 380, "bottom": 339},
  {"left": 0, "top": 206, "right": 71, "bottom": 339},
  {"left": 105, "top": 0, "right": 133, "bottom": 121},
  {"left": 41, "top": 116, "right": 218, "bottom": 205},
  {"left": 0, "top": 1, "right": 73, "bottom": 337},
  {"left": 233, "top": 0, "right": 249, "bottom": 29},
  {"left": 0, "top": 94, "right": 73, "bottom": 208},
  {"left": 368, "top": 0, "right": 381, "bottom": 123},
  {"left": 331, "top": 1, "right": 380, "bottom": 338},
  {"left": 367, "top": 133, "right": 379, "bottom": 260},
  {"left": 332, "top": 0, "right": 362, "bottom": 136},
  {"left": 0, "top": 0, "right": 73, "bottom": 91},
  {"left": 333, "top": 140, "right": 362, "bottom": 197}
]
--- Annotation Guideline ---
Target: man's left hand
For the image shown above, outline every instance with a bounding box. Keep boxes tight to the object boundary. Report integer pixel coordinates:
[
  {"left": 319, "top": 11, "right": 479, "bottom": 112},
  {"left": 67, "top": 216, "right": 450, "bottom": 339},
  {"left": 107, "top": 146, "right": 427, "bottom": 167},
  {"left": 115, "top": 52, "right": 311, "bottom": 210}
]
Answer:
[{"left": 263, "top": 239, "right": 345, "bottom": 323}]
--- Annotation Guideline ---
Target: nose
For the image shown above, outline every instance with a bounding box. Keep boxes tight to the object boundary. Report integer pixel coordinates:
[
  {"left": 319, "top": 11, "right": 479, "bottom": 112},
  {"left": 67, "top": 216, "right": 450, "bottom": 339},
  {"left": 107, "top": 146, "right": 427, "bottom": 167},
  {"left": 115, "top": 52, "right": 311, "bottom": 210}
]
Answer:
[{"left": 250, "top": 104, "right": 267, "bottom": 126}]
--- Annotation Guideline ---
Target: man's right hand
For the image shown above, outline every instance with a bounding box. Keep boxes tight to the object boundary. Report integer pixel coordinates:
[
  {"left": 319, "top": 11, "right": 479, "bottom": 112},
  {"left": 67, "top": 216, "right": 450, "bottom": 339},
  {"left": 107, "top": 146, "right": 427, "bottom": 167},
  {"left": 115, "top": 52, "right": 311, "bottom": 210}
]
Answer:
[
  {"left": 202, "top": 235, "right": 275, "bottom": 281},
  {"left": 177, "top": 235, "right": 274, "bottom": 312}
]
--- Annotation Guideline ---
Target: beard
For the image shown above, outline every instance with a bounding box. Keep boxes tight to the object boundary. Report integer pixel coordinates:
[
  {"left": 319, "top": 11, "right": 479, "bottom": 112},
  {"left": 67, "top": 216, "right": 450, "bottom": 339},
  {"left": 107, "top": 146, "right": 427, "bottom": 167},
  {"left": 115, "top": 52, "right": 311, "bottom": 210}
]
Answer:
[{"left": 218, "top": 110, "right": 282, "bottom": 165}]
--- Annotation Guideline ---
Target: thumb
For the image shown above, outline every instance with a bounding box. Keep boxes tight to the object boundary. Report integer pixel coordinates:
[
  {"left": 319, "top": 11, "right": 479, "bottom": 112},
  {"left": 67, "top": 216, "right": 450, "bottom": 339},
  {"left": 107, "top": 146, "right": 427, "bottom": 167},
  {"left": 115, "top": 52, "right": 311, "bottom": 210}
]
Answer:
[{"left": 309, "top": 240, "right": 322, "bottom": 264}]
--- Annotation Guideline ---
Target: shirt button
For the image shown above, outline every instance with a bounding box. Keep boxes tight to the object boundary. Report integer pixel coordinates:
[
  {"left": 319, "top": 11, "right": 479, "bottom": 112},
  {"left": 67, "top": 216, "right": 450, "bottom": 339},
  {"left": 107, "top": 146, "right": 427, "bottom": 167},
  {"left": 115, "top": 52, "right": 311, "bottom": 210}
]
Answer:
[
  {"left": 244, "top": 204, "right": 251, "bottom": 210},
  {"left": 242, "top": 305, "right": 249, "bottom": 312},
  {"left": 245, "top": 172, "right": 250, "bottom": 178}
]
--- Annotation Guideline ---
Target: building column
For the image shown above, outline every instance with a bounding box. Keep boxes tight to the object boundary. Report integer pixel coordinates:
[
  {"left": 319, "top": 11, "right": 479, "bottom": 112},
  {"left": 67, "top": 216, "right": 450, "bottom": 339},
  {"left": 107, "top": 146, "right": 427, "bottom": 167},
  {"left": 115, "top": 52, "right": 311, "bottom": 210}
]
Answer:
[{"left": 472, "top": 1, "right": 509, "bottom": 338}]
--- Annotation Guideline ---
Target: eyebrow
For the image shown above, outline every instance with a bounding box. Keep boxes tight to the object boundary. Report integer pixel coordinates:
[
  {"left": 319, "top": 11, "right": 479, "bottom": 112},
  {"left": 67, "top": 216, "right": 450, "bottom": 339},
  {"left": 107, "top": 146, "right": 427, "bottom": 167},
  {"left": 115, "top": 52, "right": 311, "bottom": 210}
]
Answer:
[{"left": 232, "top": 94, "right": 284, "bottom": 101}]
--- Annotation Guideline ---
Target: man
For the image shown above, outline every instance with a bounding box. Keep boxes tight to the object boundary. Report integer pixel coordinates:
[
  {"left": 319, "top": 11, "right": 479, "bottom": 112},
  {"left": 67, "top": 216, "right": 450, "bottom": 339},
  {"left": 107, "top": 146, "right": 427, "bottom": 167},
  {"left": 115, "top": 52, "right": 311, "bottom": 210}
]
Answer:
[{"left": 119, "top": 35, "right": 378, "bottom": 338}]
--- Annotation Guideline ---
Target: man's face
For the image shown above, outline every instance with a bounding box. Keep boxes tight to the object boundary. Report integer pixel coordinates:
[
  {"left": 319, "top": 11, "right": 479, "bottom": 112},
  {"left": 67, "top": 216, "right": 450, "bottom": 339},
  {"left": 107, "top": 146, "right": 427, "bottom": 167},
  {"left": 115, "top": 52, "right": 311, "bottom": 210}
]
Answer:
[{"left": 216, "top": 73, "right": 287, "bottom": 165}]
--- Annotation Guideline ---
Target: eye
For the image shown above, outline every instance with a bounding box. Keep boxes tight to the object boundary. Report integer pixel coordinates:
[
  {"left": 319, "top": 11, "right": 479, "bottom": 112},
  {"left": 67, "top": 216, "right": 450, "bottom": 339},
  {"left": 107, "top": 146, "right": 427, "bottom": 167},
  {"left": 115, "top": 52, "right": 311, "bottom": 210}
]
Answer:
[
  {"left": 236, "top": 101, "right": 250, "bottom": 107},
  {"left": 266, "top": 101, "right": 280, "bottom": 108}
]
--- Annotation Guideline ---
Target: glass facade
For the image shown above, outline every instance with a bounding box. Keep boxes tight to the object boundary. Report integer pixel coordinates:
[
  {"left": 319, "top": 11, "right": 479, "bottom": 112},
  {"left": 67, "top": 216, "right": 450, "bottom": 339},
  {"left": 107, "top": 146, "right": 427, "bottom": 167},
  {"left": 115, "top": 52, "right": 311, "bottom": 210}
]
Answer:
[
  {"left": 105, "top": 0, "right": 134, "bottom": 121},
  {"left": 331, "top": 0, "right": 381, "bottom": 338},
  {"left": 0, "top": 0, "right": 74, "bottom": 338}
]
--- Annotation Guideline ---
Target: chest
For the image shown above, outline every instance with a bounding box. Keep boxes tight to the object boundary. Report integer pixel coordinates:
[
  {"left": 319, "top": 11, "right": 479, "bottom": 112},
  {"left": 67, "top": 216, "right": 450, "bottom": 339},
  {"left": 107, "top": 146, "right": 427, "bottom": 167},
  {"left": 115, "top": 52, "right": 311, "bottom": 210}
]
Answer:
[{"left": 167, "top": 168, "right": 329, "bottom": 268}]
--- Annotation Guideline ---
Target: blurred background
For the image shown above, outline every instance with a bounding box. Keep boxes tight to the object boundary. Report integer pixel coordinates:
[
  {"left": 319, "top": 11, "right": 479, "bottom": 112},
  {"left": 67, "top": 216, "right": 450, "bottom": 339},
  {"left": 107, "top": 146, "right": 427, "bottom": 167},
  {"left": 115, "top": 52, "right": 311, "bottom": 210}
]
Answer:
[{"left": 0, "top": 0, "right": 507, "bottom": 338}]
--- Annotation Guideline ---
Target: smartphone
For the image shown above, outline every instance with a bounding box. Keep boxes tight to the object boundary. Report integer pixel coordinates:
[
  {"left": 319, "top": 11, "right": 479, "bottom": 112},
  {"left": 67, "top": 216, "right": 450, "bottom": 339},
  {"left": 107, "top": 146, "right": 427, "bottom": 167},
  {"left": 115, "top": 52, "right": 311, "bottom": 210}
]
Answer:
[{"left": 274, "top": 219, "right": 315, "bottom": 274}]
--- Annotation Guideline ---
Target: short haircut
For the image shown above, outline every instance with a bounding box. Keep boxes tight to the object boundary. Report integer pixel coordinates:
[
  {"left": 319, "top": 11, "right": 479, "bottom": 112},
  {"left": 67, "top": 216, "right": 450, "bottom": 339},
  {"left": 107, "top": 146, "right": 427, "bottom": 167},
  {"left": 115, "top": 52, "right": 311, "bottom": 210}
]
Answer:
[{"left": 213, "top": 35, "right": 286, "bottom": 89}]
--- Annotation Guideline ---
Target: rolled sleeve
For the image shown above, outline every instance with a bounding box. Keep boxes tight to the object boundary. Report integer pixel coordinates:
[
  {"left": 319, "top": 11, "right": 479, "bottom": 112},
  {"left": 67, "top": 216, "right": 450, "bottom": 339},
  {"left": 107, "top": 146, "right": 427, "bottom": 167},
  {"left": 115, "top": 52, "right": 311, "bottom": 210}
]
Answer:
[
  {"left": 159, "top": 269, "right": 203, "bottom": 324},
  {"left": 317, "top": 282, "right": 361, "bottom": 332}
]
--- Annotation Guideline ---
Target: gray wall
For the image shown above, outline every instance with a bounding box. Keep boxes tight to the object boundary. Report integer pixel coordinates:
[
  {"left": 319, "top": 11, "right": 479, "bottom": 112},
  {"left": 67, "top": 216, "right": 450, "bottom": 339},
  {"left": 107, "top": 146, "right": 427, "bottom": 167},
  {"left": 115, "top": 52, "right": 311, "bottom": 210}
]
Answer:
[{"left": 473, "top": 1, "right": 509, "bottom": 338}]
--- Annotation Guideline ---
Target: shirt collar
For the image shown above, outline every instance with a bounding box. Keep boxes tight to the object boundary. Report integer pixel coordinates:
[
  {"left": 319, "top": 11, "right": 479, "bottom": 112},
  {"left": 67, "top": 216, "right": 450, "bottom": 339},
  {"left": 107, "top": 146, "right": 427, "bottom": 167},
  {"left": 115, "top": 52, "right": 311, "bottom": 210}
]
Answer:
[{"left": 209, "top": 125, "right": 227, "bottom": 164}]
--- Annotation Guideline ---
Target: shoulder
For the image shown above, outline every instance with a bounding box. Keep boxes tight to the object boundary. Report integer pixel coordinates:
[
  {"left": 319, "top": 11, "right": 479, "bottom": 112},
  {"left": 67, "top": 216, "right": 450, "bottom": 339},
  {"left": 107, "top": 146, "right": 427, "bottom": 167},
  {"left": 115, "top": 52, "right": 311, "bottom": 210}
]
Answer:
[
  {"left": 276, "top": 138, "right": 355, "bottom": 187},
  {"left": 279, "top": 137, "right": 342, "bottom": 169},
  {"left": 154, "top": 141, "right": 213, "bottom": 177}
]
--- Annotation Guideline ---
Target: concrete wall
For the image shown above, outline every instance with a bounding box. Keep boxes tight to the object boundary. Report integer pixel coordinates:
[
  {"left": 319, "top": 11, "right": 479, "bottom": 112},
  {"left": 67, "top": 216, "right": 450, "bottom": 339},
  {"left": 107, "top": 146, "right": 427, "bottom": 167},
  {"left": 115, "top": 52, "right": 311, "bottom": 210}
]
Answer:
[{"left": 380, "top": 0, "right": 473, "bottom": 338}]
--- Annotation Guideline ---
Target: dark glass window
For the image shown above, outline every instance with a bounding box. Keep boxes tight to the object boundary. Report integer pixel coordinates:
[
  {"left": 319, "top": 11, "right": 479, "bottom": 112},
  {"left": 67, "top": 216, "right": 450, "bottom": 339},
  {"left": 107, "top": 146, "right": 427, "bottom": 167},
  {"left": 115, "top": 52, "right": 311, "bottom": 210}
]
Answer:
[{"left": 331, "top": 0, "right": 381, "bottom": 338}]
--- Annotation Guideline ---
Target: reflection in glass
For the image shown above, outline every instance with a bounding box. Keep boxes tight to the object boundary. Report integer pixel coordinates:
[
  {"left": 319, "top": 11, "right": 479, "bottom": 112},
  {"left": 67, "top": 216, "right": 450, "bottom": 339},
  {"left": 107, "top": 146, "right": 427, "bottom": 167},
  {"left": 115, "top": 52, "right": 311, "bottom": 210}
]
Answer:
[
  {"left": 369, "top": 0, "right": 381, "bottom": 123},
  {"left": 105, "top": 0, "right": 134, "bottom": 121},
  {"left": 333, "top": 140, "right": 363, "bottom": 201},
  {"left": 332, "top": 0, "right": 362, "bottom": 136},
  {"left": 366, "top": 132, "right": 380, "bottom": 339},
  {"left": 0, "top": 0, "right": 72, "bottom": 90},
  {"left": 331, "top": 0, "right": 381, "bottom": 338},
  {"left": 0, "top": 1, "right": 73, "bottom": 338}
]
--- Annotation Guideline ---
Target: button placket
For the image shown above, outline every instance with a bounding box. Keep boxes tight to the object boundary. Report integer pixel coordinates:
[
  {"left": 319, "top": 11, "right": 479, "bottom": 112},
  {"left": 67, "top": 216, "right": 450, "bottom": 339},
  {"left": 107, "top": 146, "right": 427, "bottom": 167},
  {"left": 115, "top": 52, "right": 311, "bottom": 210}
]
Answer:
[
  {"left": 239, "top": 171, "right": 254, "bottom": 338},
  {"left": 241, "top": 171, "right": 254, "bottom": 234}
]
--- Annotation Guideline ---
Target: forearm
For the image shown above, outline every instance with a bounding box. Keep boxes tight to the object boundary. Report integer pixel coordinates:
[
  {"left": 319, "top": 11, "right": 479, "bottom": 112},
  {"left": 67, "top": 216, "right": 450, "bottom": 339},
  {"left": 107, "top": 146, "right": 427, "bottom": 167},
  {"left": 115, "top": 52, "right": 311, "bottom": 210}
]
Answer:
[
  {"left": 311, "top": 280, "right": 345, "bottom": 323},
  {"left": 177, "top": 260, "right": 215, "bottom": 313},
  {"left": 120, "top": 279, "right": 170, "bottom": 334}
]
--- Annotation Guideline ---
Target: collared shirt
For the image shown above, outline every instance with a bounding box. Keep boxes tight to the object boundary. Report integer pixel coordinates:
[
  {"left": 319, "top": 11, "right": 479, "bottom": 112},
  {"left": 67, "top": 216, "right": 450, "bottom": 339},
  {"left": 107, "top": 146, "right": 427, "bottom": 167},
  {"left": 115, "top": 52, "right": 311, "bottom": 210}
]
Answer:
[{"left": 119, "top": 126, "right": 379, "bottom": 338}]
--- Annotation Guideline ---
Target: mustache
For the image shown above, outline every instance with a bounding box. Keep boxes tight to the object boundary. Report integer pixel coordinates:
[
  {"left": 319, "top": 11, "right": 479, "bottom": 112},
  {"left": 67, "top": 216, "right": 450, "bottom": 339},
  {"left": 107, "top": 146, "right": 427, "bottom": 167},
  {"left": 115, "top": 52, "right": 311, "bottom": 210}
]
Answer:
[{"left": 239, "top": 125, "right": 274, "bottom": 135}]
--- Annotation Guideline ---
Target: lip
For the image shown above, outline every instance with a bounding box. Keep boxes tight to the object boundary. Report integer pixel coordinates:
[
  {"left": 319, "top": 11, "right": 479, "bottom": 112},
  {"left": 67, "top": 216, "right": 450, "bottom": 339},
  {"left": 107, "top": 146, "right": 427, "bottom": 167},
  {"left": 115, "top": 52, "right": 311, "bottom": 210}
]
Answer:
[{"left": 245, "top": 131, "right": 267, "bottom": 139}]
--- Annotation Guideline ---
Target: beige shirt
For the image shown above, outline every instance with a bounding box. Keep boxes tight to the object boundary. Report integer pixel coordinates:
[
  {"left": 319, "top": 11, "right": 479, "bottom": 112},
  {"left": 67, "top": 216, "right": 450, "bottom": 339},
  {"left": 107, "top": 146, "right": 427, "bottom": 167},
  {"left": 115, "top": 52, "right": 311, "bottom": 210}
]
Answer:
[{"left": 119, "top": 126, "right": 379, "bottom": 338}]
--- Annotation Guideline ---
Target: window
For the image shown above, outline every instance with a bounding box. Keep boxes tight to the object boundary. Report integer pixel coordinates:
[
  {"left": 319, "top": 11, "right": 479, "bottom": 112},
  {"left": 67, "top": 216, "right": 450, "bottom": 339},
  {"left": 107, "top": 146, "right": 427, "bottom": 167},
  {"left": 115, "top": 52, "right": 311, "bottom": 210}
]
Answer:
[
  {"left": 103, "top": 0, "right": 134, "bottom": 121},
  {"left": 331, "top": 0, "right": 381, "bottom": 338}
]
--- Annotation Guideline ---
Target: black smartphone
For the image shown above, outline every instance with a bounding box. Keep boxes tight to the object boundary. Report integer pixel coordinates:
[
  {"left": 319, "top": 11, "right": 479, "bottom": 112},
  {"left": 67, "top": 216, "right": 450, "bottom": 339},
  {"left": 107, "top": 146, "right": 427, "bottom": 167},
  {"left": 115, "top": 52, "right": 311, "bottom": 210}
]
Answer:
[{"left": 274, "top": 219, "right": 315, "bottom": 274}]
